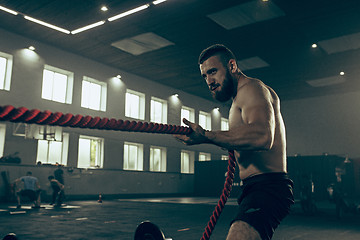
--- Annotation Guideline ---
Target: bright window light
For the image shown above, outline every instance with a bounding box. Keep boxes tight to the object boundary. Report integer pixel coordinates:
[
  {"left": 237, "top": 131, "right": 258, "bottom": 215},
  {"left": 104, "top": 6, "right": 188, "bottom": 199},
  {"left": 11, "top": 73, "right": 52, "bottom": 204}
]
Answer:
[
  {"left": 153, "top": 0, "right": 167, "bottom": 5},
  {"left": 0, "top": 5, "right": 18, "bottom": 15},
  {"left": 108, "top": 4, "right": 150, "bottom": 22},
  {"left": 71, "top": 21, "right": 105, "bottom": 34},
  {"left": 24, "top": 16, "right": 70, "bottom": 34}
]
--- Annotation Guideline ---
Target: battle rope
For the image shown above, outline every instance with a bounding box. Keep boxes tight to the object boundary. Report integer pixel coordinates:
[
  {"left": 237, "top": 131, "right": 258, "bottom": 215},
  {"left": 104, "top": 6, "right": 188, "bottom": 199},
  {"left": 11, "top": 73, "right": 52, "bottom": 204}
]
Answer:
[
  {"left": 0, "top": 105, "right": 236, "bottom": 240},
  {"left": 201, "top": 150, "right": 236, "bottom": 240}
]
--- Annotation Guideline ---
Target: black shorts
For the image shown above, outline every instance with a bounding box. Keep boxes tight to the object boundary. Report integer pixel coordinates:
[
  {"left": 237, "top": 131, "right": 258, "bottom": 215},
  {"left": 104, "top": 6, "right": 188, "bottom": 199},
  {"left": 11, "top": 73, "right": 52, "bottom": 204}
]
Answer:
[
  {"left": 18, "top": 189, "right": 40, "bottom": 201},
  {"left": 231, "top": 172, "right": 294, "bottom": 240}
]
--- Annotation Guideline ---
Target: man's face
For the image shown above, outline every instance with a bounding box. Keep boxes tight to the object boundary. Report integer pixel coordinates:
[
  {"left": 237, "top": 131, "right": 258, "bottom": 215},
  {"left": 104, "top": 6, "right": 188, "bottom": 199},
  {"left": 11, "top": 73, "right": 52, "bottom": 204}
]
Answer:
[{"left": 200, "top": 55, "right": 234, "bottom": 102}]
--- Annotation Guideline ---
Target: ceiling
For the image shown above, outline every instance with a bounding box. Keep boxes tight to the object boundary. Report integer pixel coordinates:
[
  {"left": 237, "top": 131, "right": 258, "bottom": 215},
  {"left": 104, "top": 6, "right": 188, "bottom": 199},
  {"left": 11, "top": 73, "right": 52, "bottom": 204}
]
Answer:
[{"left": 0, "top": 0, "right": 360, "bottom": 104}]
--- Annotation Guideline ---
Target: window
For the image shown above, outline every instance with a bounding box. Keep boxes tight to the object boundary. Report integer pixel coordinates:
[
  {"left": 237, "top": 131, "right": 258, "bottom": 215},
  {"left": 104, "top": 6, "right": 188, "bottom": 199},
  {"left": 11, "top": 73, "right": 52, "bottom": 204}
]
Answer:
[
  {"left": 41, "top": 65, "right": 73, "bottom": 104},
  {"left": 81, "top": 76, "right": 107, "bottom": 111},
  {"left": 0, "top": 124, "right": 6, "bottom": 157},
  {"left": 150, "top": 146, "right": 166, "bottom": 172},
  {"left": 36, "top": 133, "right": 69, "bottom": 165},
  {"left": 125, "top": 89, "right": 145, "bottom": 120},
  {"left": 221, "top": 155, "right": 229, "bottom": 161},
  {"left": 150, "top": 97, "right": 167, "bottom": 123},
  {"left": 0, "top": 51, "right": 13, "bottom": 91},
  {"left": 199, "top": 111, "right": 211, "bottom": 130},
  {"left": 199, "top": 152, "right": 211, "bottom": 161},
  {"left": 221, "top": 117, "right": 229, "bottom": 131},
  {"left": 124, "top": 142, "right": 144, "bottom": 171},
  {"left": 181, "top": 106, "right": 195, "bottom": 126},
  {"left": 78, "top": 135, "right": 104, "bottom": 168},
  {"left": 181, "top": 150, "right": 194, "bottom": 174}
]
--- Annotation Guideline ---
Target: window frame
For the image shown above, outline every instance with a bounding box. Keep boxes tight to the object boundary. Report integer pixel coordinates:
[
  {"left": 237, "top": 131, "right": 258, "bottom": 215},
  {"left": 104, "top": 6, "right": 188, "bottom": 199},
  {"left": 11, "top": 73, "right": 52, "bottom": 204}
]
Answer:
[
  {"left": 77, "top": 135, "right": 104, "bottom": 168},
  {"left": 181, "top": 150, "right": 195, "bottom": 174},
  {"left": 181, "top": 106, "right": 195, "bottom": 126},
  {"left": 150, "top": 96, "right": 168, "bottom": 124},
  {"left": 81, "top": 76, "right": 107, "bottom": 111},
  {"left": 36, "top": 132, "right": 69, "bottom": 165},
  {"left": 199, "top": 152, "right": 211, "bottom": 161},
  {"left": 0, "top": 51, "right": 13, "bottom": 91},
  {"left": 125, "top": 89, "right": 145, "bottom": 120},
  {"left": 199, "top": 111, "right": 211, "bottom": 130},
  {"left": 123, "top": 141, "right": 144, "bottom": 171},
  {"left": 150, "top": 145, "right": 167, "bottom": 172},
  {"left": 41, "top": 65, "right": 74, "bottom": 104},
  {"left": 221, "top": 117, "right": 229, "bottom": 131}
]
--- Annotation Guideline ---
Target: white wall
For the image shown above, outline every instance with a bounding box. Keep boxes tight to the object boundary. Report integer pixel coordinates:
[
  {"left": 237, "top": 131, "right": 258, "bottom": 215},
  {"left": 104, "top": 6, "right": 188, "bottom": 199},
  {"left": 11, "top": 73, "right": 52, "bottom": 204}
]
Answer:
[
  {"left": 0, "top": 27, "right": 229, "bottom": 198},
  {"left": 282, "top": 91, "right": 360, "bottom": 158}
]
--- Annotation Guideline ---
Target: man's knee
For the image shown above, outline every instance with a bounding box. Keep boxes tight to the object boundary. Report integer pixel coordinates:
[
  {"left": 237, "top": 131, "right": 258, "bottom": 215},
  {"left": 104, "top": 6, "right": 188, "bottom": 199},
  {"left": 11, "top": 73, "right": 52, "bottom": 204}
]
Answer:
[{"left": 227, "top": 220, "right": 261, "bottom": 240}]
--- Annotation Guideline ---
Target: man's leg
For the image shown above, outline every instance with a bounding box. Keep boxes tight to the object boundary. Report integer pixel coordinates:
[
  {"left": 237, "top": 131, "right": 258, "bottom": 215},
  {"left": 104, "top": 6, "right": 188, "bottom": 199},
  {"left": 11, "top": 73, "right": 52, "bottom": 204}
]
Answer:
[
  {"left": 226, "top": 220, "right": 261, "bottom": 240},
  {"left": 16, "top": 191, "right": 21, "bottom": 208}
]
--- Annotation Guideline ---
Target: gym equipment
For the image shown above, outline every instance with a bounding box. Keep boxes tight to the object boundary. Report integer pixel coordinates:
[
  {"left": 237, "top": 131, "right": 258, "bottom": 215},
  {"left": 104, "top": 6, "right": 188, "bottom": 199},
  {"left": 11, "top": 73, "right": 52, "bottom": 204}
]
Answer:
[
  {"left": 0, "top": 105, "right": 236, "bottom": 240},
  {"left": 134, "top": 221, "right": 166, "bottom": 240}
]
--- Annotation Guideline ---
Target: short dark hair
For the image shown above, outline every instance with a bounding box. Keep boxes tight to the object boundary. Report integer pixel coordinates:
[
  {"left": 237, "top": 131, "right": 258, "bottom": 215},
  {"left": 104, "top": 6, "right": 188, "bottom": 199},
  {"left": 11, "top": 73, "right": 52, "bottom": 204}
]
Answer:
[
  {"left": 48, "top": 175, "right": 55, "bottom": 180},
  {"left": 198, "top": 44, "right": 236, "bottom": 66}
]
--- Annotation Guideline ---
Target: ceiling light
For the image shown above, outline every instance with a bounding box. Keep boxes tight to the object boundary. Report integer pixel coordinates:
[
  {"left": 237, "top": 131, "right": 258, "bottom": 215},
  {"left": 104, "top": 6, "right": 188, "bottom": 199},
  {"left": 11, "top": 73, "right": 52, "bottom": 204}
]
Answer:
[
  {"left": 28, "top": 46, "right": 35, "bottom": 51},
  {"left": 24, "top": 16, "right": 70, "bottom": 34},
  {"left": 173, "top": 94, "right": 179, "bottom": 97},
  {"left": 214, "top": 107, "right": 220, "bottom": 111},
  {"left": 340, "top": 71, "right": 345, "bottom": 76},
  {"left": 116, "top": 75, "right": 122, "bottom": 79},
  {"left": 311, "top": 43, "right": 317, "bottom": 48},
  {"left": 101, "top": 6, "right": 108, "bottom": 11},
  {"left": 71, "top": 21, "right": 105, "bottom": 34},
  {"left": 108, "top": 4, "right": 150, "bottom": 22},
  {"left": 0, "top": 5, "right": 18, "bottom": 15},
  {"left": 153, "top": 0, "right": 167, "bottom": 5}
]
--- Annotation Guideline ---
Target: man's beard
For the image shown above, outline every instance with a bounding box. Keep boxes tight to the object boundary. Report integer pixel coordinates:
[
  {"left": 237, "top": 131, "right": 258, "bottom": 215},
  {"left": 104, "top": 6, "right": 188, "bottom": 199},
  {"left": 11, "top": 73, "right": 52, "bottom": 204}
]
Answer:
[{"left": 212, "top": 70, "right": 234, "bottom": 102}]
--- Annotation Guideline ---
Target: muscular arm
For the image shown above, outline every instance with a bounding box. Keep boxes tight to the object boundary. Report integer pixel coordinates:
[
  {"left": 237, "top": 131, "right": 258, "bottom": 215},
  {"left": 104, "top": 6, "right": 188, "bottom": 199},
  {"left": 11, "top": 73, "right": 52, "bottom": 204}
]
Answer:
[{"left": 175, "top": 83, "right": 276, "bottom": 152}]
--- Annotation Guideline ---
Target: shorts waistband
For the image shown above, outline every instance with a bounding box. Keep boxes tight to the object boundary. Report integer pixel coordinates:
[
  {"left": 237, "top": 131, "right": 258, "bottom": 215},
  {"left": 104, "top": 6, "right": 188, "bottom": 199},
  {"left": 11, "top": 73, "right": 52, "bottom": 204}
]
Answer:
[{"left": 241, "top": 172, "right": 291, "bottom": 186}]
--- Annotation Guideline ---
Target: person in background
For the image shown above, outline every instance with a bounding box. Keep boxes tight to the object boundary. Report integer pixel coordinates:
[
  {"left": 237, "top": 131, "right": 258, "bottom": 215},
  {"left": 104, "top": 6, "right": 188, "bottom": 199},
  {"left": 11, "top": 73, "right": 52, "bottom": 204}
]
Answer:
[
  {"left": 48, "top": 175, "right": 65, "bottom": 207},
  {"left": 15, "top": 171, "right": 41, "bottom": 208}
]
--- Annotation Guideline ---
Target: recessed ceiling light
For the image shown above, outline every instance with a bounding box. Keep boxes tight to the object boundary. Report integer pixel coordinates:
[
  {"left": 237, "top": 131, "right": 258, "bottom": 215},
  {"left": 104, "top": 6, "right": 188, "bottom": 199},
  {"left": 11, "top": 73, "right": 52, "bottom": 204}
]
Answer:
[
  {"left": 116, "top": 75, "right": 121, "bottom": 79},
  {"left": 28, "top": 46, "right": 35, "bottom": 51},
  {"left": 340, "top": 71, "right": 345, "bottom": 76},
  {"left": 173, "top": 94, "right": 179, "bottom": 97},
  {"left": 312, "top": 43, "right": 318, "bottom": 48},
  {"left": 101, "top": 6, "right": 108, "bottom": 11}
]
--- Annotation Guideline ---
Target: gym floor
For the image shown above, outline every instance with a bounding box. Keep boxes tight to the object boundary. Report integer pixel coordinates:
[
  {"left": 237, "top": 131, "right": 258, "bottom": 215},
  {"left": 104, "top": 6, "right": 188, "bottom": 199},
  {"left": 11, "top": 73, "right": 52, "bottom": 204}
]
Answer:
[{"left": 1, "top": 197, "right": 360, "bottom": 240}]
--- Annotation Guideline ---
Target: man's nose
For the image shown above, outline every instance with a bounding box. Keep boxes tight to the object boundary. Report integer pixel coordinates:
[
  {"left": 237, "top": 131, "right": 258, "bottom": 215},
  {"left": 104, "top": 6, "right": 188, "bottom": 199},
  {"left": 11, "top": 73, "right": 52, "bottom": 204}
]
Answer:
[{"left": 206, "top": 77, "right": 215, "bottom": 86}]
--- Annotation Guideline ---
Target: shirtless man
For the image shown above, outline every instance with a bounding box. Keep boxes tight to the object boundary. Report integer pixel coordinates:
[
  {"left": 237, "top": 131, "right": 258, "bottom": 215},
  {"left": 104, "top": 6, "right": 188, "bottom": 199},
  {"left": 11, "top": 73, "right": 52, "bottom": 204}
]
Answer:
[{"left": 175, "top": 44, "right": 294, "bottom": 240}]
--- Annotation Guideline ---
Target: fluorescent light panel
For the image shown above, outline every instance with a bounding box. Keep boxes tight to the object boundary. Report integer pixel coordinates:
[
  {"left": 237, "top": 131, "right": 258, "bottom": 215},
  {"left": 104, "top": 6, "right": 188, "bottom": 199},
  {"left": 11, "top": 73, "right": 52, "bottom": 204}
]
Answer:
[
  {"left": 71, "top": 21, "right": 105, "bottom": 34},
  {"left": 306, "top": 75, "right": 346, "bottom": 87},
  {"left": 108, "top": 4, "right": 150, "bottom": 22},
  {"left": 318, "top": 32, "right": 360, "bottom": 54},
  {"left": 237, "top": 56, "right": 269, "bottom": 71},
  {"left": 24, "top": 16, "right": 70, "bottom": 34},
  {"left": 207, "top": 0, "right": 285, "bottom": 30},
  {"left": 153, "top": 0, "right": 167, "bottom": 5},
  {"left": 111, "top": 32, "right": 174, "bottom": 55},
  {"left": 0, "top": 5, "right": 18, "bottom": 15}
]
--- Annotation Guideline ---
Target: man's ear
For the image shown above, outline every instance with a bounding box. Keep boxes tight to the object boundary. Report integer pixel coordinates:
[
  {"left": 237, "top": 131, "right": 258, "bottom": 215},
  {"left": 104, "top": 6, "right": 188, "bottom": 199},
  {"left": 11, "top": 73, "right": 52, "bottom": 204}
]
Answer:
[{"left": 228, "top": 59, "right": 237, "bottom": 73}]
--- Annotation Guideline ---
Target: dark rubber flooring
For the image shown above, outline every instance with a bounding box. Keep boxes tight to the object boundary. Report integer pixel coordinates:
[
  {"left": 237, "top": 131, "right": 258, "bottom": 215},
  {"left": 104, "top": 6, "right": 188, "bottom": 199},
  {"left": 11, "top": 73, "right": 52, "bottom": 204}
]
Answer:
[{"left": 1, "top": 198, "right": 360, "bottom": 240}]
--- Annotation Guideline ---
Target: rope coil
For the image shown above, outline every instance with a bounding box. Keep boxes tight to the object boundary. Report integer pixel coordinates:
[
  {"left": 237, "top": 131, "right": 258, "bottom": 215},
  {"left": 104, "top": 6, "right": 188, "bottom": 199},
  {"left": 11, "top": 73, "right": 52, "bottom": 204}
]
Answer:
[{"left": 0, "top": 105, "right": 236, "bottom": 239}]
